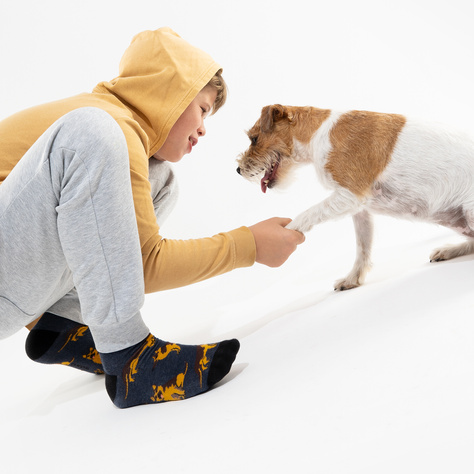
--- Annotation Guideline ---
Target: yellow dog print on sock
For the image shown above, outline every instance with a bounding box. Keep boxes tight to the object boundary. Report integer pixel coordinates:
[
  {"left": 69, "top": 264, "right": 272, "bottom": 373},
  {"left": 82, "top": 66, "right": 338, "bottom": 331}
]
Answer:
[
  {"left": 121, "top": 338, "right": 219, "bottom": 402},
  {"left": 153, "top": 343, "right": 181, "bottom": 366},
  {"left": 123, "top": 334, "right": 156, "bottom": 399},
  {"left": 58, "top": 326, "right": 88, "bottom": 353},
  {"left": 150, "top": 363, "right": 188, "bottom": 402},
  {"left": 195, "top": 344, "right": 216, "bottom": 387}
]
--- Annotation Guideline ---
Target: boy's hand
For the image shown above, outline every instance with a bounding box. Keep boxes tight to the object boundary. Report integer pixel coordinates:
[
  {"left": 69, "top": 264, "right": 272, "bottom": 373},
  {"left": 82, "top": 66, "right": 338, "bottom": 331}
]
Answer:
[{"left": 248, "top": 217, "right": 305, "bottom": 267}]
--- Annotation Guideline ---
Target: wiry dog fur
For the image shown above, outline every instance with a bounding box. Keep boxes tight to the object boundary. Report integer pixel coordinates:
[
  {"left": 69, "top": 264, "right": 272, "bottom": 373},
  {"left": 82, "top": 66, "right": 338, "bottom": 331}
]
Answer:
[{"left": 237, "top": 104, "right": 474, "bottom": 290}]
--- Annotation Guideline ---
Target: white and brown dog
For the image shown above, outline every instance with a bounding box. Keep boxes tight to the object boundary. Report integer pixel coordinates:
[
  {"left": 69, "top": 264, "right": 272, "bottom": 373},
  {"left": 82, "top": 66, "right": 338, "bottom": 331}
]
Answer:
[{"left": 236, "top": 105, "right": 474, "bottom": 290}]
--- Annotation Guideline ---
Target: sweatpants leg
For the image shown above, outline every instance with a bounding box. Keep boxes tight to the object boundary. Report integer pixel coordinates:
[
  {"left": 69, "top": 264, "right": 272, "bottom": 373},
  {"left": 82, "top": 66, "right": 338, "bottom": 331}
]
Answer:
[
  {"left": 46, "top": 288, "right": 82, "bottom": 324},
  {"left": 45, "top": 158, "right": 179, "bottom": 323},
  {"left": 0, "top": 107, "right": 149, "bottom": 352}
]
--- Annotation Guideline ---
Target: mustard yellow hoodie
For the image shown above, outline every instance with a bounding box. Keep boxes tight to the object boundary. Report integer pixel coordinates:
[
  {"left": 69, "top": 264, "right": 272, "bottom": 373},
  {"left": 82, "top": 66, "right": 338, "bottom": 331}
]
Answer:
[{"left": 0, "top": 28, "right": 256, "bottom": 293}]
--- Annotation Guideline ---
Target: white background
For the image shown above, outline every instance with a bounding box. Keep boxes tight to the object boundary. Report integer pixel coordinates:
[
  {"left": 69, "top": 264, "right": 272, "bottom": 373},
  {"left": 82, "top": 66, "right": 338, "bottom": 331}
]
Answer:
[{"left": 1, "top": 1, "right": 473, "bottom": 472}]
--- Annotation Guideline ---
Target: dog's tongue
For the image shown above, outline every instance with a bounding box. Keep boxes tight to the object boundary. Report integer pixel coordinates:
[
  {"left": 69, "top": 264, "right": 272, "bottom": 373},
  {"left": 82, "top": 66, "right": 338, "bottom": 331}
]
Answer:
[
  {"left": 260, "top": 161, "right": 279, "bottom": 193},
  {"left": 260, "top": 170, "right": 271, "bottom": 193}
]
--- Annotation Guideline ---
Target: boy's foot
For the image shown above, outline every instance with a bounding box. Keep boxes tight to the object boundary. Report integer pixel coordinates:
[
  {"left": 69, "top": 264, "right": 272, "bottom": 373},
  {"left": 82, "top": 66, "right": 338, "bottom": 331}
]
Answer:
[
  {"left": 101, "top": 334, "right": 240, "bottom": 408},
  {"left": 25, "top": 312, "right": 104, "bottom": 374}
]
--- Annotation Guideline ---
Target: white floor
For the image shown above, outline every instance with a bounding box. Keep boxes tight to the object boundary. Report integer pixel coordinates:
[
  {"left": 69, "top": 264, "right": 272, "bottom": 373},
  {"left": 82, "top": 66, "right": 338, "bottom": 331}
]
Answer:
[
  {"left": 2, "top": 217, "right": 473, "bottom": 473},
  {"left": 1, "top": 1, "right": 474, "bottom": 473}
]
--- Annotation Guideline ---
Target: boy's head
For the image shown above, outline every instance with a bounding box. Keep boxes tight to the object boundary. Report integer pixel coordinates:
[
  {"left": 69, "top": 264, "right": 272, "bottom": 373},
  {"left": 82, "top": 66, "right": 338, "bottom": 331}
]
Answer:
[
  {"left": 96, "top": 28, "right": 227, "bottom": 160},
  {"left": 153, "top": 69, "right": 228, "bottom": 163}
]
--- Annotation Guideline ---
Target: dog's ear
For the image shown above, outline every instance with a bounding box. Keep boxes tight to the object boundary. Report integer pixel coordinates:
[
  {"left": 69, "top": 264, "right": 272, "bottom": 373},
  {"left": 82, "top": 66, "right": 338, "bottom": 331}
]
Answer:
[{"left": 260, "top": 105, "right": 289, "bottom": 132}]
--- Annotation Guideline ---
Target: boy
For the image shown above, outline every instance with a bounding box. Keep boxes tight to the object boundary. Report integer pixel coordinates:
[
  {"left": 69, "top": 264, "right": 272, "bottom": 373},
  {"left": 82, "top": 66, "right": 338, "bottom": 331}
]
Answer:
[{"left": 0, "top": 28, "right": 304, "bottom": 408}]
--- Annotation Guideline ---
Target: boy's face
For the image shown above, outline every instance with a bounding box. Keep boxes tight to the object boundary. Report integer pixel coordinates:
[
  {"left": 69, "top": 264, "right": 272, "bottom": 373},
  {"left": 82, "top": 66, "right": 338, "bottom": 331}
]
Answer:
[{"left": 153, "top": 85, "right": 218, "bottom": 162}]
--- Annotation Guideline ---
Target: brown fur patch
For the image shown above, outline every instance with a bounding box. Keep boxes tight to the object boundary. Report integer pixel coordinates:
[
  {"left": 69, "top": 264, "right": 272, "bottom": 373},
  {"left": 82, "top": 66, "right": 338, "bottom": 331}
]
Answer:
[
  {"left": 326, "top": 111, "right": 406, "bottom": 197},
  {"left": 287, "top": 106, "right": 331, "bottom": 143},
  {"left": 248, "top": 106, "right": 331, "bottom": 149}
]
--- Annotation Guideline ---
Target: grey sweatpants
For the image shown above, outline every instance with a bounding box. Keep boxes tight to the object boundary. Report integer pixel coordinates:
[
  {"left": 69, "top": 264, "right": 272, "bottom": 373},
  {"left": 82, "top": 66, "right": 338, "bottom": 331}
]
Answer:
[
  {"left": 47, "top": 148, "right": 178, "bottom": 328},
  {"left": 0, "top": 107, "right": 177, "bottom": 353}
]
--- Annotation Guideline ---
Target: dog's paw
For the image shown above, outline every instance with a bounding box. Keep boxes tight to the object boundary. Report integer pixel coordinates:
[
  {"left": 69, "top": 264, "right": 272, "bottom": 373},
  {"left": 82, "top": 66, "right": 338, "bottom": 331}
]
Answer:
[
  {"left": 333, "top": 269, "right": 368, "bottom": 291},
  {"left": 333, "top": 277, "right": 361, "bottom": 291},
  {"left": 430, "top": 248, "right": 449, "bottom": 262},
  {"left": 430, "top": 243, "right": 464, "bottom": 262},
  {"left": 286, "top": 216, "right": 314, "bottom": 233}
]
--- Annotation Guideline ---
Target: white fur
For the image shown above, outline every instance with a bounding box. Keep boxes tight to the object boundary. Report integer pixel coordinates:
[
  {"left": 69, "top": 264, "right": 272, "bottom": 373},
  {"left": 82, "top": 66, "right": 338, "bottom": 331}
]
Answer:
[
  {"left": 369, "top": 120, "right": 474, "bottom": 220},
  {"left": 305, "top": 110, "right": 346, "bottom": 190},
  {"left": 286, "top": 114, "right": 474, "bottom": 290}
]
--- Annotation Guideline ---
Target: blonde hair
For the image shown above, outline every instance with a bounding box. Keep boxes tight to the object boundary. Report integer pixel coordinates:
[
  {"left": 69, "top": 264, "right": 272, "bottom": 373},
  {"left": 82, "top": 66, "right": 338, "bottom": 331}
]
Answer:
[{"left": 207, "top": 69, "right": 227, "bottom": 115}]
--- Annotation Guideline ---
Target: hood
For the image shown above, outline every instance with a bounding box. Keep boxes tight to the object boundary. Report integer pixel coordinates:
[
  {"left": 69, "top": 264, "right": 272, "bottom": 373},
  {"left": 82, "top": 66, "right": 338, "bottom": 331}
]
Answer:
[{"left": 93, "top": 27, "right": 221, "bottom": 156}]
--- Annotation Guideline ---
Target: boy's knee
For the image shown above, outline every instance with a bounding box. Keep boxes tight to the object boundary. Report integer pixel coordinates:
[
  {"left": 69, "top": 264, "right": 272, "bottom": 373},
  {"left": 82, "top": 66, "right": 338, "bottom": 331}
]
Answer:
[
  {"left": 57, "top": 108, "right": 128, "bottom": 165},
  {"left": 44, "top": 108, "right": 131, "bottom": 194},
  {"left": 62, "top": 107, "right": 119, "bottom": 131}
]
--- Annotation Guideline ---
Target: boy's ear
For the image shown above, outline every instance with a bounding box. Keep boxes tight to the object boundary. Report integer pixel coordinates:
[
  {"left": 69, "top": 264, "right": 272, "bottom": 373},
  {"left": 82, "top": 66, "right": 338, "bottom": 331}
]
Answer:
[{"left": 260, "top": 104, "right": 289, "bottom": 132}]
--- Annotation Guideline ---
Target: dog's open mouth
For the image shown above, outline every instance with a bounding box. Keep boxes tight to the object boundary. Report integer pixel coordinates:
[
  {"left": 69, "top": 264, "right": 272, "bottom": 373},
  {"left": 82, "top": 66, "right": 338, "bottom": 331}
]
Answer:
[{"left": 261, "top": 158, "right": 280, "bottom": 193}]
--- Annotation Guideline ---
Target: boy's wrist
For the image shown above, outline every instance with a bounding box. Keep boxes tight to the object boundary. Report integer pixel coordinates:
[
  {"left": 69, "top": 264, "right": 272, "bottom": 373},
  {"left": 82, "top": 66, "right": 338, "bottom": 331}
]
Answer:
[{"left": 226, "top": 226, "right": 257, "bottom": 267}]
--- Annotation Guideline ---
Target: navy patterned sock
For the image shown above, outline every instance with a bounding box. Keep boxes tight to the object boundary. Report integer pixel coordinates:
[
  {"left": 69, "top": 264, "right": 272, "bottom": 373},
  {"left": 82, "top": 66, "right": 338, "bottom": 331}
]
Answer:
[
  {"left": 101, "top": 334, "right": 240, "bottom": 408},
  {"left": 25, "top": 312, "right": 104, "bottom": 374}
]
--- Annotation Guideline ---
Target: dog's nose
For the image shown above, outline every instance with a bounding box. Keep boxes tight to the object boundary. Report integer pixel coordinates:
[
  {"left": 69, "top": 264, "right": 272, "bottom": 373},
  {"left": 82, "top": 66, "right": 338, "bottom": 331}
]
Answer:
[{"left": 236, "top": 167, "right": 241, "bottom": 175}]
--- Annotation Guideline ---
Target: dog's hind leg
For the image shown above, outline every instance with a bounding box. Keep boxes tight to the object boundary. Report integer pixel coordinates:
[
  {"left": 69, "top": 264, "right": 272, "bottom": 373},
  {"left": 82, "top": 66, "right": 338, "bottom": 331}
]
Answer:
[
  {"left": 430, "top": 209, "right": 474, "bottom": 262},
  {"left": 430, "top": 239, "right": 474, "bottom": 262},
  {"left": 334, "top": 209, "right": 374, "bottom": 291}
]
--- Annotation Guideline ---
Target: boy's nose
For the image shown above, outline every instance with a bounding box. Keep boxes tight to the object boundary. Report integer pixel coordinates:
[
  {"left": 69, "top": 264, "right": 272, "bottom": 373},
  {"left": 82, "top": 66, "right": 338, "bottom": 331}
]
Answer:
[{"left": 198, "top": 123, "right": 206, "bottom": 137}]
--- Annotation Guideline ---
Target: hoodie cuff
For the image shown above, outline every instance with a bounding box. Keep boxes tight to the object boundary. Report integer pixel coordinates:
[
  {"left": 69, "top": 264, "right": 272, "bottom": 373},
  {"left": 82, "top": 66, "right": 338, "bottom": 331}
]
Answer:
[{"left": 227, "top": 226, "right": 256, "bottom": 268}]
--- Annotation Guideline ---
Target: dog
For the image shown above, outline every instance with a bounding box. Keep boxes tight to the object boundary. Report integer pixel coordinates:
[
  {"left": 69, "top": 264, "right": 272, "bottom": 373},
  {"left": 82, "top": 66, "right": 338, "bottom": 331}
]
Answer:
[{"left": 236, "top": 104, "right": 474, "bottom": 290}]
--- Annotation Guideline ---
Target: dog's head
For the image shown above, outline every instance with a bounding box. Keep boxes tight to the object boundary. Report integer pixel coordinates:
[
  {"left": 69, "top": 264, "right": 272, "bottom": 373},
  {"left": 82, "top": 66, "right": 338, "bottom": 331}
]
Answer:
[{"left": 236, "top": 104, "right": 302, "bottom": 193}]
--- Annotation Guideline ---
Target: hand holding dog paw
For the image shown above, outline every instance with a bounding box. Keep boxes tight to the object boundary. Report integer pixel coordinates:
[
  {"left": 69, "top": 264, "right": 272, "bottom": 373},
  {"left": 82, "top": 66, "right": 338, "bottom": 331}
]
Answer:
[
  {"left": 249, "top": 217, "right": 305, "bottom": 267},
  {"left": 285, "top": 215, "right": 314, "bottom": 233}
]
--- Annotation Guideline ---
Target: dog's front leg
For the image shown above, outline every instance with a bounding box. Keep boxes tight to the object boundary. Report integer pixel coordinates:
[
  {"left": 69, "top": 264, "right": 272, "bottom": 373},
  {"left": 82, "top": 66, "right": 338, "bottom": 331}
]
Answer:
[
  {"left": 334, "top": 209, "right": 373, "bottom": 291},
  {"left": 286, "top": 188, "right": 362, "bottom": 233}
]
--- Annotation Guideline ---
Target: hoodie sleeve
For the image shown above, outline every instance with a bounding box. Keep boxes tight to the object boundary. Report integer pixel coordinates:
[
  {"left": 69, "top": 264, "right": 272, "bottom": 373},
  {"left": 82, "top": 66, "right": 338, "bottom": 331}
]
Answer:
[
  {"left": 141, "top": 227, "right": 256, "bottom": 293},
  {"left": 120, "top": 119, "right": 256, "bottom": 294}
]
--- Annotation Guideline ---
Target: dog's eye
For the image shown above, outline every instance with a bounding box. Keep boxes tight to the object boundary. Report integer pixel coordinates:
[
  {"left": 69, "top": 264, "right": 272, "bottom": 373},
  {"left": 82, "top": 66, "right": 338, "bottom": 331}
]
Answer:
[{"left": 250, "top": 136, "right": 258, "bottom": 146}]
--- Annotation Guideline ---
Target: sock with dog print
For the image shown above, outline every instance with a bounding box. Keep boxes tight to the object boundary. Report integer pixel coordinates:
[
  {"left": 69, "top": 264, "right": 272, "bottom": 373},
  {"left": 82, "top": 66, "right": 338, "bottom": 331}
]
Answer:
[
  {"left": 25, "top": 312, "right": 104, "bottom": 374},
  {"left": 101, "top": 334, "right": 240, "bottom": 408}
]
